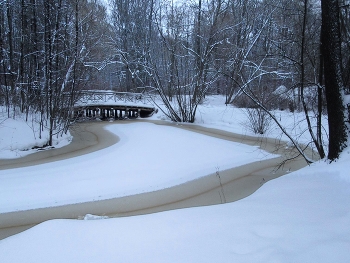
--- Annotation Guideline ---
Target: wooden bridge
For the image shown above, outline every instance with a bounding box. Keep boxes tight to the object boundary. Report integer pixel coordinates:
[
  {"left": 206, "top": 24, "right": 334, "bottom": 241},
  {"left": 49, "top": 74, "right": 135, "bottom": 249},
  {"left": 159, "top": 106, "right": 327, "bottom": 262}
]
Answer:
[{"left": 72, "top": 90, "right": 157, "bottom": 121}]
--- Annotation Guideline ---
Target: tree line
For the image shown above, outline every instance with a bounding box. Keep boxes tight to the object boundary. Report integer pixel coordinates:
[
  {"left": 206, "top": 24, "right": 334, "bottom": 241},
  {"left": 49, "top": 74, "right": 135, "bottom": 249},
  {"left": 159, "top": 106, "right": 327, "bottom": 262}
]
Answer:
[
  {"left": 0, "top": 0, "right": 110, "bottom": 145},
  {"left": 0, "top": 0, "right": 349, "bottom": 160}
]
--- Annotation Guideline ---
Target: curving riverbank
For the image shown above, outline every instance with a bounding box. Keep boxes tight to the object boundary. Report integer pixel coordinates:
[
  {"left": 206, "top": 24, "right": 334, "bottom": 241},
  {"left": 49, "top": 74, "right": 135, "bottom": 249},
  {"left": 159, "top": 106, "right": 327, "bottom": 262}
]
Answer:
[{"left": 0, "top": 120, "right": 308, "bottom": 239}]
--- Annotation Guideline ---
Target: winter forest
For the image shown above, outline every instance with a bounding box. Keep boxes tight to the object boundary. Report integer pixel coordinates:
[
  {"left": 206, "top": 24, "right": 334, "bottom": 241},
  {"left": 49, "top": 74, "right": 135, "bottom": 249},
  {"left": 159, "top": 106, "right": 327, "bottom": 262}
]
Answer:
[
  {"left": 1, "top": 0, "right": 350, "bottom": 160},
  {"left": 1, "top": 1, "right": 350, "bottom": 260}
]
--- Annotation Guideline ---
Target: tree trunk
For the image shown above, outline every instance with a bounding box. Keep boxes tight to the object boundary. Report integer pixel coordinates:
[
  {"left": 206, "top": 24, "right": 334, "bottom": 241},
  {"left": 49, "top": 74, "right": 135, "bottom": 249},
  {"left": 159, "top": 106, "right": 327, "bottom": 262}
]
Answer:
[
  {"left": 321, "top": 0, "right": 348, "bottom": 160},
  {"left": 300, "top": 0, "right": 325, "bottom": 159}
]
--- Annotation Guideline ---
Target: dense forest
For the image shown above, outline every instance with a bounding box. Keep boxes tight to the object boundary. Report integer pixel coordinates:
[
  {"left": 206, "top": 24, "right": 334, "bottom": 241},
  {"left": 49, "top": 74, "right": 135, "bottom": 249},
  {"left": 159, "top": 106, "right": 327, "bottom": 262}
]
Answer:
[{"left": 0, "top": 0, "right": 349, "bottom": 159}]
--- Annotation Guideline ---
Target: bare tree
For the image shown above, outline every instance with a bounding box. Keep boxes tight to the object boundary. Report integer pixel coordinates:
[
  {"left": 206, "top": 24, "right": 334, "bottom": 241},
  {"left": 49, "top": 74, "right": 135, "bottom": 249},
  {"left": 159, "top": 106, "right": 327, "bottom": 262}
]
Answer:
[
  {"left": 321, "top": 0, "right": 348, "bottom": 160},
  {"left": 110, "top": 0, "right": 155, "bottom": 91},
  {"left": 0, "top": 0, "right": 111, "bottom": 146},
  {"left": 146, "top": 0, "right": 228, "bottom": 122}
]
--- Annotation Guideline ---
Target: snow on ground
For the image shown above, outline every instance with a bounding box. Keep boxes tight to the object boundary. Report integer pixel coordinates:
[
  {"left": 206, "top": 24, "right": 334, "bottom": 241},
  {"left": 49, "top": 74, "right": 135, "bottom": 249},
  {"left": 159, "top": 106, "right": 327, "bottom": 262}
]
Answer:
[
  {"left": 0, "top": 111, "right": 72, "bottom": 159},
  {"left": 1, "top": 151, "right": 349, "bottom": 263},
  {"left": 0, "top": 95, "right": 349, "bottom": 262},
  {"left": 0, "top": 121, "right": 272, "bottom": 213},
  {"left": 169, "top": 95, "right": 328, "bottom": 148}
]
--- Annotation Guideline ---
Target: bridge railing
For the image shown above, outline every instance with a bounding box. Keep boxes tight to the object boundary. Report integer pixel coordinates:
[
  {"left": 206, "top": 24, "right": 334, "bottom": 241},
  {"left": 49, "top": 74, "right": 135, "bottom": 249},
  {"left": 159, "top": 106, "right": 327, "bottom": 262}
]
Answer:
[{"left": 75, "top": 90, "right": 152, "bottom": 105}]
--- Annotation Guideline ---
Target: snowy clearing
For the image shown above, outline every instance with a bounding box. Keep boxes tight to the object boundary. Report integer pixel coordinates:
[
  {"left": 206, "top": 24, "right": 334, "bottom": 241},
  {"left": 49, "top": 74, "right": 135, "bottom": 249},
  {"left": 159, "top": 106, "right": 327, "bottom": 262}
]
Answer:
[{"left": 0, "top": 95, "right": 349, "bottom": 262}]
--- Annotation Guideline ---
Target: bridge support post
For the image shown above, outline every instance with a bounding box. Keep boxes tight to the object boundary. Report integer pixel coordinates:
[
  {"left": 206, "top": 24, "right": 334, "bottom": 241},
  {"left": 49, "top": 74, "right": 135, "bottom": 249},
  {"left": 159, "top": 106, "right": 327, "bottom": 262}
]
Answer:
[{"left": 101, "top": 109, "right": 106, "bottom": 119}]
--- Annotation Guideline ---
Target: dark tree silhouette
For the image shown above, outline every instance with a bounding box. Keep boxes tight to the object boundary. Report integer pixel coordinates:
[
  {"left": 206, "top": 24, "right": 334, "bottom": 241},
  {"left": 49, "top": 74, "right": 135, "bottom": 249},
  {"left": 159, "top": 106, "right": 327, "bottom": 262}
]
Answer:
[{"left": 321, "top": 0, "right": 348, "bottom": 160}]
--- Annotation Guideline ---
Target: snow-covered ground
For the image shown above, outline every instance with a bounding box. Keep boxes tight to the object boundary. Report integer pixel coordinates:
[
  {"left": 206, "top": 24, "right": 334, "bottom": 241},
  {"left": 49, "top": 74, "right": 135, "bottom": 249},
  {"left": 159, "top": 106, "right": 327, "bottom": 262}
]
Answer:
[
  {"left": 0, "top": 121, "right": 272, "bottom": 213},
  {"left": 0, "top": 114, "right": 71, "bottom": 159},
  {"left": 0, "top": 95, "right": 349, "bottom": 262},
  {"left": 186, "top": 95, "right": 328, "bottom": 148}
]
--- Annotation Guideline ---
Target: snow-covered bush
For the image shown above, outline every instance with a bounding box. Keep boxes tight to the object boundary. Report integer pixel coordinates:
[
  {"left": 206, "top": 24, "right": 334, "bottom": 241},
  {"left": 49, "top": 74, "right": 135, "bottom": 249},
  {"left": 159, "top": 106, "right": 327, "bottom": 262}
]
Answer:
[{"left": 243, "top": 107, "right": 271, "bottom": 134}]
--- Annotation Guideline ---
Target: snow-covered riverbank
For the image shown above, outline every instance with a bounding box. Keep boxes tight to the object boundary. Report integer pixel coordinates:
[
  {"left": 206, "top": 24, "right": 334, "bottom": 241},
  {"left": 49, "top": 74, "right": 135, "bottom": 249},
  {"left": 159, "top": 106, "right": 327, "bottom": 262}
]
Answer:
[{"left": 0, "top": 96, "right": 349, "bottom": 262}]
